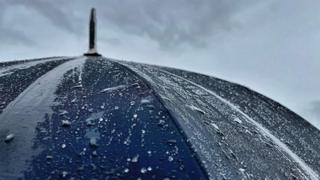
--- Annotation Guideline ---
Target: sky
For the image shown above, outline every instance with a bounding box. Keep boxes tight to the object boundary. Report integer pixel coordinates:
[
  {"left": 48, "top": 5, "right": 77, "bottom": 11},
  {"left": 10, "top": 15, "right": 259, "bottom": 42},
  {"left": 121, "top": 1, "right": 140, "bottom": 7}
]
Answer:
[{"left": 0, "top": 0, "right": 319, "bottom": 129}]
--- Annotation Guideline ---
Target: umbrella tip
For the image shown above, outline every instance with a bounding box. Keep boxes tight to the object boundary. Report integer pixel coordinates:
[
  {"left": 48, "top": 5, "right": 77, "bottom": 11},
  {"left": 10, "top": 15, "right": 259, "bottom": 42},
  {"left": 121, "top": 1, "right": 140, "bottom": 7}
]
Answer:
[{"left": 84, "top": 8, "right": 101, "bottom": 57}]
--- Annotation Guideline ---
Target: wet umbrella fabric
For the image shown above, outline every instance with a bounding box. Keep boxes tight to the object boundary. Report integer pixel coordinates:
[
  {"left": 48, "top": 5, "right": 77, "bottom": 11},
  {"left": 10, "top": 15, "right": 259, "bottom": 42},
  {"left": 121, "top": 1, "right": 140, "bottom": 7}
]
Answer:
[{"left": 0, "top": 57, "right": 319, "bottom": 180}]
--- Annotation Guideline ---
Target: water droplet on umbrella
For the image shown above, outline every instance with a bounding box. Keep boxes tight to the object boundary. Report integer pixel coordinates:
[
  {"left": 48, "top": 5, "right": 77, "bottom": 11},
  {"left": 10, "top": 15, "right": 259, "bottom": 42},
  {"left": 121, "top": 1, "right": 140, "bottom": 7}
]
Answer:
[
  {"left": 4, "top": 133, "right": 15, "bottom": 143},
  {"left": 131, "top": 154, "right": 139, "bottom": 163},
  {"left": 46, "top": 155, "right": 53, "bottom": 160},
  {"left": 59, "top": 110, "right": 68, "bottom": 116},
  {"left": 92, "top": 150, "right": 98, "bottom": 156},
  {"left": 60, "top": 171, "right": 68, "bottom": 178},
  {"left": 140, "top": 167, "right": 147, "bottom": 174},
  {"left": 90, "top": 138, "right": 98, "bottom": 148},
  {"left": 86, "top": 117, "right": 95, "bottom": 126},
  {"left": 158, "top": 120, "right": 165, "bottom": 127},
  {"left": 233, "top": 117, "right": 243, "bottom": 124},
  {"left": 210, "top": 123, "right": 219, "bottom": 130},
  {"left": 61, "top": 120, "right": 71, "bottom": 127},
  {"left": 167, "top": 139, "right": 177, "bottom": 146}
]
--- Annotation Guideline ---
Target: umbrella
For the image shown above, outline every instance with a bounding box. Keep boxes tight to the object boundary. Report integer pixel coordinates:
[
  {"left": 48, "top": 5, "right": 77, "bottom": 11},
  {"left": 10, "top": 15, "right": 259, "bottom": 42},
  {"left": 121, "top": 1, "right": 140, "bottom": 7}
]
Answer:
[{"left": 0, "top": 8, "right": 319, "bottom": 180}]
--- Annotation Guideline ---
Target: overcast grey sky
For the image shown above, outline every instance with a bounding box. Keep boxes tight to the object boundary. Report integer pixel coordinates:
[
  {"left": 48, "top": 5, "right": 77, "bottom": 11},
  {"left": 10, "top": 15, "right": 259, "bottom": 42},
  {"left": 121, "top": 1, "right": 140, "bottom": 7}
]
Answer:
[{"left": 0, "top": 0, "right": 319, "bottom": 129}]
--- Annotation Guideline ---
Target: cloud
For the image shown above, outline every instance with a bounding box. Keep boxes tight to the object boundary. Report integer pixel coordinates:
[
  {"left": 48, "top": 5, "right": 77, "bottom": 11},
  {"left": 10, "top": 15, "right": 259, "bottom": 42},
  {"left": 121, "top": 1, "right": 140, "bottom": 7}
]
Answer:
[
  {"left": 0, "top": 0, "right": 77, "bottom": 47},
  {"left": 3, "top": 0, "right": 76, "bottom": 32},
  {"left": 0, "top": 28, "right": 35, "bottom": 46},
  {"left": 88, "top": 0, "right": 263, "bottom": 49},
  {"left": 0, "top": 0, "right": 263, "bottom": 49}
]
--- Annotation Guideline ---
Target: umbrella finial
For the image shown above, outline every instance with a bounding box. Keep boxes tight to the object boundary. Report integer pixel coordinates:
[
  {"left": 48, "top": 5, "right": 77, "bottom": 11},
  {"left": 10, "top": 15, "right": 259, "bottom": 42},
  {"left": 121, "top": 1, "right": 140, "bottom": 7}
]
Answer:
[{"left": 84, "top": 8, "right": 101, "bottom": 56}]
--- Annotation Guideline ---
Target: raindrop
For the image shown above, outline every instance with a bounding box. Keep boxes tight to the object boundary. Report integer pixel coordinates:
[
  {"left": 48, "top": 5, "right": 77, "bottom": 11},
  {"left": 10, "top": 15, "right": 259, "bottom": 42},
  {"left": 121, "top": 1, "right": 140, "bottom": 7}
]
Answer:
[
  {"left": 72, "top": 84, "right": 82, "bottom": 89},
  {"left": 4, "top": 133, "right": 15, "bottom": 143},
  {"left": 124, "top": 168, "right": 129, "bottom": 173},
  {"left": 130, "top": 101, "right": 135, "bottom": 106},
  {"left": 92, "top": 151, "right": 98, "bottom": 156},
  {"left": 211, "top": 123, "right": 219, "bottom": 130},
  {"left": 131, "top": 155, "right": 139, "bottom": 163},
  {"left": 168, "top": 156, "right": 174, "bottom": 162},
  {"left": 133, "top": 114, "right": 138, "bottom": 119},
  {"left": 188, "top": 105, "right": 205, "bottom": 115},
  {"left": 140, "top": 167, "right": 147, "bottom": 174},
  {"left": 114, "top": 106, "right": 119, "bottom": 110},
  {"left": 90, "top": 138, "right": 98, "bottom": 148},
  {"left": 141, "top": 98, "right": 151, "bottom": 104},
  {"left": 61, "top": 120, "right": 71, "bottom": 127},
  {"left": 60, "top": 171, "right": 68, "bottom": 178},
  {"left": 86, "top": 120, "right": 94, "bottom": 126},
  {"left": 147, "top": 166, "right": 152, "bottom": 171},
  {"left": 59, "top": 110, "right": 68, "bottom": 116},
  {"left": 62, "top": 144, "right": 66, "bottom": 148},
  {"left": 123, "top": 140, "right": 129, "bottom": 145},
  {"left": 158, "top": 120, "right": 165, "bottom": 127},
  {"left": 167, "top": 139, "right": 177, "bottom": 146},
  {"left": 46, "top": 155, "right": 53, "bottom": 160},
  {"left": 234, "top": 118, "right": 243, "bottom": 124},
  {"left": 216, "top": 130, "right": 225, "bottom": 137}
]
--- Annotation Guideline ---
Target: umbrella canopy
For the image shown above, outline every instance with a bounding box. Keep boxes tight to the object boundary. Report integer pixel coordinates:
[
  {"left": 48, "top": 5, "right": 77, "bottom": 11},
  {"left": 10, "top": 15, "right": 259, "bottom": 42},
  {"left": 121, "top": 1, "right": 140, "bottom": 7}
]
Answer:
[
  {"left": 1, "top": 8, "right": 320, "bottom": 180},
  {"left": 0, "top": 56, "right": 320, "bottom": 180}
]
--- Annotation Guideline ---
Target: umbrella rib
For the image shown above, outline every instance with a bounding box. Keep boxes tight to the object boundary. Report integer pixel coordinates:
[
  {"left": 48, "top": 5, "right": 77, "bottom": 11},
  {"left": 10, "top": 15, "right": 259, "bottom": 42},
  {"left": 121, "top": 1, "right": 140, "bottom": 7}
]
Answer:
[{"left": 109, "top": 59, "right": 211, "bottom": 180}]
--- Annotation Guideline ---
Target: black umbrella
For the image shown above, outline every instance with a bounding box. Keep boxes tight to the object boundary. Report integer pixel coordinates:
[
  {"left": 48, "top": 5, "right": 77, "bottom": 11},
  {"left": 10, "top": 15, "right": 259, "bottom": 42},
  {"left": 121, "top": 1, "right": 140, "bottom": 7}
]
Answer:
[{"left": 0, "top": 8, "right": 319, "bottom": 180}]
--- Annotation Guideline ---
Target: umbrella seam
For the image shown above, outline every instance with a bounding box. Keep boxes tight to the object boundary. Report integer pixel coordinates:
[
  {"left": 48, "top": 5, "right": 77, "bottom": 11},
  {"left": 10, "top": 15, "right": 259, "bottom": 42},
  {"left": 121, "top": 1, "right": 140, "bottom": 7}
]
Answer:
[{"left": 110, "top": 59, "right": 211, "bottom": 180}]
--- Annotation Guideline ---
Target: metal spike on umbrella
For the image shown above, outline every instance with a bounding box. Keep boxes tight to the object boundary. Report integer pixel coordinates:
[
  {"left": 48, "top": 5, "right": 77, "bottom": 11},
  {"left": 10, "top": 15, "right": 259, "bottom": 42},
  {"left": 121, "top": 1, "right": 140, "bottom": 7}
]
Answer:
[
  {"left": 0, "top": 8, "right": 320, "bottom": 180},
  {"left": 84, "top": 8, "right": 100, "bottom": 57}
]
